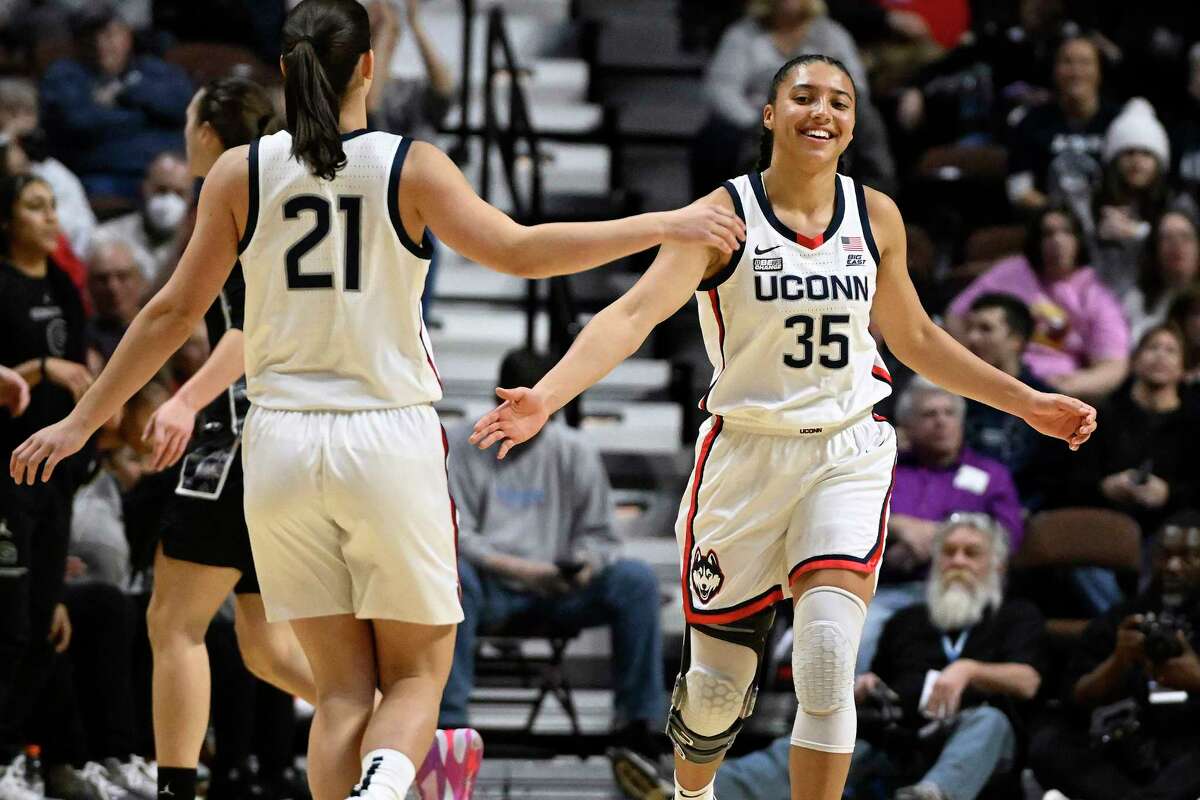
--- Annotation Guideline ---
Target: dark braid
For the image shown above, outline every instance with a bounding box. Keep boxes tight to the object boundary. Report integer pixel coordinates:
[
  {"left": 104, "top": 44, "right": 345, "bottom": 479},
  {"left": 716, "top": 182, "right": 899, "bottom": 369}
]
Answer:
[{"left": 756, "top": 53, "right": 857, "bottom": 171}]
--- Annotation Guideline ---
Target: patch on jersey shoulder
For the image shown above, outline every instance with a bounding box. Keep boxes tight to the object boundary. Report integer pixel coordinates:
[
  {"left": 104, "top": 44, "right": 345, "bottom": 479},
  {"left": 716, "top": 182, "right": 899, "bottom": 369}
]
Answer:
[
  {"left": 690, "top": 547, "right": 725, "bottom": 604},
  {"left": 753, "top": 257, "right": 784, "bottom": 272}
]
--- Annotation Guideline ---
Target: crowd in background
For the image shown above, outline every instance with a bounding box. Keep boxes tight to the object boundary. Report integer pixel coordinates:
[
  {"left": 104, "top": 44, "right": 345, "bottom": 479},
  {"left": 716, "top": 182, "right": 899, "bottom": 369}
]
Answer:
[{"left": 0, "top": 1, "right": 1198, "bottom": 800}]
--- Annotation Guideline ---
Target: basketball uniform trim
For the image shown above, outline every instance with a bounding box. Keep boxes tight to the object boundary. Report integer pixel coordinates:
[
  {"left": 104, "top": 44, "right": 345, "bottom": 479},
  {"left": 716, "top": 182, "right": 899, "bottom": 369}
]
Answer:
[
  {"left": 696, "top": 181, "right": 746, "bottom": 291},
  {"left": 388, "top": 137, "right": 435, "bottom": 259},
  {"left": 698, "top": 289, "right": 726, "bottom": 412},
  {"left": 749, "top": 171, "right": 844, "bottom": 249},
  {"left": 853, "top": 180, "right": 881, "bottom": 265},
  {"left": 237, "top": 138, "right": 261, "bottom": 254},
  {"left": 871, "top": 365, "right": 893, "bottom": 387},
  {"left": 418, "top": 302, "right": 444, "bottom": 388},
  {"left": 785, "top": 452, "right": 896, "bottom": 583},
  {"left": 681, "top": 416, "right": 788, "bottom": 624},
  {"left": 439, "top": 425, "right": 461, "bottom": 584},
  {"left": 340, "top": 128, "right": 370, "bottom": 141}
]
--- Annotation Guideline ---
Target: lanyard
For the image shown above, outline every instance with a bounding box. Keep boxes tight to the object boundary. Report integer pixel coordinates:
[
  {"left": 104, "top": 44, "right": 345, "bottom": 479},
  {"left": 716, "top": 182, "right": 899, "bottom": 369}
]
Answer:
[{"left": 942, "top": 630, "right": 970, "bottom": 663}]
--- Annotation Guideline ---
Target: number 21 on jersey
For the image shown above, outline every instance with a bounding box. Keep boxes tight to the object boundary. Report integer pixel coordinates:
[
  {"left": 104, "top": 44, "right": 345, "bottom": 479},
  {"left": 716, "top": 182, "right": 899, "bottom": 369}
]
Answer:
[{"left": 283, "top": 195, "right": 363, "bottom": 291}]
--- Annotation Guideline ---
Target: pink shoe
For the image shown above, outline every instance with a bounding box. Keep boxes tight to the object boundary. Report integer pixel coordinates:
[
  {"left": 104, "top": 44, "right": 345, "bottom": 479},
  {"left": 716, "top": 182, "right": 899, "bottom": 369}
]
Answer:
[{"left": 413, "top": 728, "right": 483, "bottom": 800}]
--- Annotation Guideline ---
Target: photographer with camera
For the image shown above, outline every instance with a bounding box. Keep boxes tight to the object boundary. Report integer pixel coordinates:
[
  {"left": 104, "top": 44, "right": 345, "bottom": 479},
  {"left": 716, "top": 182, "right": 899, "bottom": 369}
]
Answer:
[
  {"left": 1030, "top": 512, "right": 1200, "bottom": 800},
  {"left": 846, "top": 513, "right": 1044, "bottom": 800},
  {"left": 439, "top": 348, "right": 667, "bottom": 759}
]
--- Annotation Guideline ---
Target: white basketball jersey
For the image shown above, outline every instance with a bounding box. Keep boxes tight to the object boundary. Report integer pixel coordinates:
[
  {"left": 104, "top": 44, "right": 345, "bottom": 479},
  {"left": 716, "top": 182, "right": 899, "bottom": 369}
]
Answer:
[
  {"left": 696, "top": 172, "right": 892, "bottom": 432},
  {"left": 238, "top": 129, "right": 442, "bottom": 411}
]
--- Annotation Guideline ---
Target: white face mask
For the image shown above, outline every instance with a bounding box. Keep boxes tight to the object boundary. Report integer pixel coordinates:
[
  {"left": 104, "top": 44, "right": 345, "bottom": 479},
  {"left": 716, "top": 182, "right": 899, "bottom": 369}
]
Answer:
[{"left": 145, "top": 191, "right": 188, "bottom": 234}]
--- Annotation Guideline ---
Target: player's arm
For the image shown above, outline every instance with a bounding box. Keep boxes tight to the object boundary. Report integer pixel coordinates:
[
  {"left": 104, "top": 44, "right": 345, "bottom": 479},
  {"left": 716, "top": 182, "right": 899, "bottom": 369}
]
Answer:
[
  {"left": 471, "top": 225, "right": 727, "bottom": 458},
  {"left": 10, "top": 148, "right": 246, "bottom": 484},
  {"left": 401, "top": 142, "right": 743, "bottom": 277},
  {"left": 867, "top": 187, "right": 1096, "bottom": 450}
]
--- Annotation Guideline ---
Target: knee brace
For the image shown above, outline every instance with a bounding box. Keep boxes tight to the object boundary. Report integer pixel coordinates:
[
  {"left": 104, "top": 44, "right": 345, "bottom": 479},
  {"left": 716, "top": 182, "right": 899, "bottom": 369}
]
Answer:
[
  {"left": 666, "top": 607, "right": 774, "bottom": 763},
  {"left": 790, "top": 586, "right": 866, "bottom": 754}
]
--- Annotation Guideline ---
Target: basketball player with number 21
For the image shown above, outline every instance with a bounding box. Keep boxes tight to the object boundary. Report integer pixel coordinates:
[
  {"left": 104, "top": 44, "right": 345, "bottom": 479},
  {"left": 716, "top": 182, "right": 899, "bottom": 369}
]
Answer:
[{"left": 468, "top": 55, "right": 1098, "bottom": 800}]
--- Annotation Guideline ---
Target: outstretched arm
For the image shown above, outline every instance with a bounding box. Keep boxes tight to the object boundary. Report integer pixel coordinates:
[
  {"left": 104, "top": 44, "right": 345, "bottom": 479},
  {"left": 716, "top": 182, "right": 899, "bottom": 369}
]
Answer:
[
  {"left": 867, "top": 188, "right": 1096, "bottom": 449},
  {"left": 10, "top": 148, "right": 246, "bottom": 484},
  {"left": 471, "top": 232, "right": 725, "bottom": 458},
  {"left": 402, "top": 143, "right": 744, "bottom": 278}
]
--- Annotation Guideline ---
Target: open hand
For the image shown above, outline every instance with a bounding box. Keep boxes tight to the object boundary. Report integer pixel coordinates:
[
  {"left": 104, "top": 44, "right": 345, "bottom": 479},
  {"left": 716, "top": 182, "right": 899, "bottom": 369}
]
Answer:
[
  {"left": 659, "top": 199, "right": 746, "bottom": 255},
  {"left": 10, "top": 415, "right": 91, "bottom": 485},
  {"left": 142, "top": 395, "right": 197, "bottom": 472},
  {"left": 1022, "top": 392, "right": 1096, "bottom": 450},
  {"left": 469, "top": 387, "right": 550, "bottom": 459}
]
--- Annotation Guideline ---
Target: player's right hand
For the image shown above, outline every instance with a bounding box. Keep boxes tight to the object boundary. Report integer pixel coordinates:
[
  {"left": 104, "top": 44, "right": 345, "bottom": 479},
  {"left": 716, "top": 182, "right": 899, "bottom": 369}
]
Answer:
[
  {"left": 10, "top": 415, "right": 90, "bottom": 485},
  {"left": 659, "top": 198, "right": 746, "bottom": 255},
  {"left": 142, "top": 394, "right": 197, "bottom": 472},
  {"left": 469, "top": 386, "right": 549, "bottom": 460}
]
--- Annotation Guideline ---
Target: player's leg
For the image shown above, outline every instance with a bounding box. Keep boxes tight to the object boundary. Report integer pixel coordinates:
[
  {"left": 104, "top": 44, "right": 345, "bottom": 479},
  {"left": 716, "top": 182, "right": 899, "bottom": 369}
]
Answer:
[
  {"left": 783, "top": 415, "right": 896, "bottom": 800},
  {"left": 145, "top": 546, "right": 241, "bottom": 797},
  {"left": 349, "top": 619, "right": 457, "bottom": 800},
  {"left": 233, "top": 592, "right": 317, "bottom": 702},
  {"left": 288, "top": 614, "right": 378, "bottom": 800}
]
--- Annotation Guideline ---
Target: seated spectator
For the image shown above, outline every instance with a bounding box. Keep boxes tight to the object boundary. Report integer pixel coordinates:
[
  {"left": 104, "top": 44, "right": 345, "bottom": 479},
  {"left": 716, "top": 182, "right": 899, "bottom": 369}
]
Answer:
[
  {"left": 0, "top": 77, "right": 96, "bottom": 259},
  {"left": 948, "top": 205, "right": 1130, "bottom": 399},
  {"left": 1087, "top": 98, "right": 1198, "bottom": 296},
  {"left": 1166, "top": 285, "right": 1200, "bottom": 382},
  {"left": 1006, "top": 34, "right": 1118, "bottom": 213},
  {"left": 439, "top": 349, "right": 666, "bottom": 758},
  {"left": 848, "top": 513, "right": 1042, "bottom": 800},
  {"left": 620, "top": 515, "right": 1041, "bottom": 800},
  {"left": 1030, "top": 513, "right": 1200, "bottom": 800},
  {"left": 96, "top": 151, "right": 190, "bottom": 283},
  {"left": 1051, "top": 325, "right": 1200, "bottom": 541},
  {"left": 857, "top": 377, "right": 1023, "bottom": 672},
  {"left": 83, "top": 235, "right": 148, "bottom": 362},
  {"left": 961, "top": 293, "right": 1055, "bottom": 498},
  {"left": 691, "top": 0, "right": 895, "bottom": 196},
  {"left": 1125, "top": 211, "right": 1200, "bottom": 342},
  {"left": 38, "top": 4, "right": 191, "bottom": 202}
]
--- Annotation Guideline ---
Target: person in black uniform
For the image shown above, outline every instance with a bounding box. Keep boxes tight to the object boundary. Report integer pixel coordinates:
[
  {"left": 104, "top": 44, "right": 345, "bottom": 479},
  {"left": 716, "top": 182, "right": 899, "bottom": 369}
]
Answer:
[
  {"left": 0, "top": 172, "right": 94, "bottom": 785},
  {"left": 137, "top": 77, "right": 316, "bottom": 800}
]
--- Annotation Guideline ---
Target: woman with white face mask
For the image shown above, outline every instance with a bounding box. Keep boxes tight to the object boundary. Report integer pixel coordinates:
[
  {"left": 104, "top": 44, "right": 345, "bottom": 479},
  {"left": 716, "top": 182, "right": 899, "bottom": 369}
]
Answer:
[{"left": 96, "top": 151, "right": 193, "bottom": 285}]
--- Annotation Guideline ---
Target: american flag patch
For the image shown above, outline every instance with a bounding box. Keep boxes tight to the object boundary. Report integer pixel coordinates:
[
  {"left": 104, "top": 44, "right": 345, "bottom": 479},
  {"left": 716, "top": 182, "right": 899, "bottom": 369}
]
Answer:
[{"left": 841, "top": 236, "right": 863, "bottom": 251}]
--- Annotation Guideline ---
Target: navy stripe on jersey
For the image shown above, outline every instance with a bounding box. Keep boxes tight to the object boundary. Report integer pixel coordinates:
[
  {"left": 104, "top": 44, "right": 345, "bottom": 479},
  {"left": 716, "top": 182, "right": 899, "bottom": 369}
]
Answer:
[
  {"left": 697, "top": 181, "right": 746, "bottom": 291},
  {"left": 854, "top": 180, "right": 881, "bottom": 265},
  {"left": 699, "top": 289, "right": 726, "bottom": 412},
  {"left": 749, "top": 171, "right": 844, "bottom": 249},
  {"left": 388, "top": 138, "right": 435, "bottom": 259},
  {"left": 237, "top": 138, "right": 260, "bottom": 254},
  {"left": 340, "top": 128, "right": 371, "bottom": 141}
]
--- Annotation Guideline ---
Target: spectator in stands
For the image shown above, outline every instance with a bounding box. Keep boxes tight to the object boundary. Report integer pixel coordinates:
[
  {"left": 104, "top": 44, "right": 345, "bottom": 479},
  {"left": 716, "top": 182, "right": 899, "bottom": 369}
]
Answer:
[
  {"left": 96, "top": 151, "right": 191, "bottom": 283},
  {"left": 84, "top": 236, "right": 148, "bottom": 363},
  {"left": 847, "top": 513, "right": 1042, "bottom": 800},
  {"left": 620, "top": 514, "right": 1041, "bottom": 800},
  {"left": 0, "top": 172, "right": 95, "bottom": 798},
  {"left": 1169, "top": 42, "right": 1200, "bottom": 203},
  {"left": 947, "top": 205, "right": 1130, "bottom": 399},
  {"left": 440, "top": 349, "right": 666, "bottom": 758},
  {"left": 1124, "top": 211, "right": 1200, "bottom": 342},
  {"left": 1006, "top": 34, "right": 1118, "bottom": 214},
  {"left": 1030, "top": 512, "right": 1200, "bottom": 800},
  {"left": 39, "top": 4, "right": 191, "bottom": 203},
  {"left": 692, "top": 0, "right": 896, "bottom": 197},
  {"left": 961, "top": 293, "right": 1055, "bottom": 500},
  {"left": 1166, "top": 285, "right": 1200, "bottom": 382},
  {"left": 0, "top": 77, "right": 96, "bottom": 261},
  {"left": 857, "top": 377, "right": 1023, "bottom": 672},
  {"left": 365, "top": 0, "right": 454, "bottom": 321},
  {"left": 1053, "top": 325, "right": 1200, "bottom": 541},
  {"left": 1087, "top": 98, "right": 1198, "bottom": 296}
]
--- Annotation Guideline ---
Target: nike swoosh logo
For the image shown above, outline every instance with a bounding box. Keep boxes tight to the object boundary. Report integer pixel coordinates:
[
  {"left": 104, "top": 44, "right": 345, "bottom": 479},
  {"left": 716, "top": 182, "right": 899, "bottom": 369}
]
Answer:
[{"left": 754, "top": 245, "right": 781, "bottom": 255}]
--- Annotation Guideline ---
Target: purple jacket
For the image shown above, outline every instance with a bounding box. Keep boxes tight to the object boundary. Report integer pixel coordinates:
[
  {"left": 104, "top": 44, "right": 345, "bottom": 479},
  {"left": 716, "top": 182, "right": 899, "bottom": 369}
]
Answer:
[{"left": 890, "top": 447, "right": 1024, "bottom": 551}]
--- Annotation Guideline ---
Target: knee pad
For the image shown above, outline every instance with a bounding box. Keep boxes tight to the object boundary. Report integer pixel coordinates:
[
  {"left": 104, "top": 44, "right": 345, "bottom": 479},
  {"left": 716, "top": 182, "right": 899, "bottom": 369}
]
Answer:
[
  {"left": 666, "top": 608, "right": 773, "bottom": 763},
  {"left": 791, "top": 586, "right": 866, "bottom": 754}
]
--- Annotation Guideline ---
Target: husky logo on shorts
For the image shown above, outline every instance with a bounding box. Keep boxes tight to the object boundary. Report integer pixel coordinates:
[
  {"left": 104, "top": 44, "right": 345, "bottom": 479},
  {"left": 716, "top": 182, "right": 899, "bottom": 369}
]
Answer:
[{"left": 690, "top": 548, "right": 725, "bottom": 604}]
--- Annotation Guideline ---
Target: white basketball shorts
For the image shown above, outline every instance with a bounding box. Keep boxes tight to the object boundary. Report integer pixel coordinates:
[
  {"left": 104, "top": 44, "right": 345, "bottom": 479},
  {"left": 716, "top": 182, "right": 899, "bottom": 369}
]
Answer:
[
  {"left": 675, "top": 413, "right": 896, "bottom": 625},
  {"left": 241, "top": 403, "right": 463, "bottom": 625}
]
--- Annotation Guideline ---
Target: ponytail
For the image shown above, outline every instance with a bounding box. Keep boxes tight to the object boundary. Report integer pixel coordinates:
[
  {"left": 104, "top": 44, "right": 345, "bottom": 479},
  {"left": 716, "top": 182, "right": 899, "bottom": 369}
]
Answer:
[
  {"left": 280, "top": 0, "right": 371, "bottom": 181},
  {"left": 283, "top": 41, "right": 346, "bottom": 180}
]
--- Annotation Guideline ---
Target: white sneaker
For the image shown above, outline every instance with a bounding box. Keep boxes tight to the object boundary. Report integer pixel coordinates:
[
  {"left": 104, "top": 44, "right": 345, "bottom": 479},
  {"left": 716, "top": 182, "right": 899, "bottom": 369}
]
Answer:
[
  {"left": 77, "top": 763, "right": 132, "bottom": 800},
  {"left": 102, "top": 760, "right": 154, "bottom": 800},
  {"left": 0, "top": 759, "right": 44, "bottom": 800}
]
